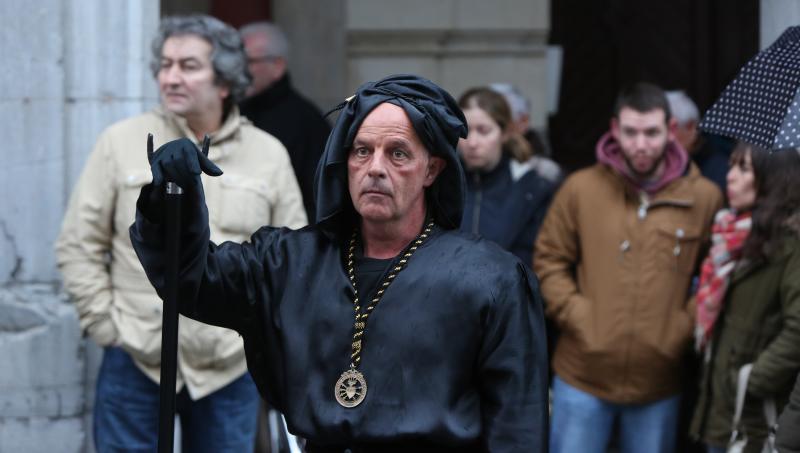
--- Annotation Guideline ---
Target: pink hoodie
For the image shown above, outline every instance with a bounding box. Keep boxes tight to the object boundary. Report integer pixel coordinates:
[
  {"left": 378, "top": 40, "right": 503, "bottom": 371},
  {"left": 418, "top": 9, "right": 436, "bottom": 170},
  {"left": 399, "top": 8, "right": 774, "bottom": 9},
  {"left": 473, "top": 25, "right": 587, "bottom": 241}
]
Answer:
[{"left": 595, "top": 132, "right": 689, "bottom": 195}]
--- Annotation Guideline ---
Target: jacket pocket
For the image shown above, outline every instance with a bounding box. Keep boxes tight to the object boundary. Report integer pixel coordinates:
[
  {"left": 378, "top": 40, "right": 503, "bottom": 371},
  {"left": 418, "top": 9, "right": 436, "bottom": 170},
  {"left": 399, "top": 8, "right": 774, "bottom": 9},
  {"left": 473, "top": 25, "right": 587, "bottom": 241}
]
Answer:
[
  {"left": 564, "top": 297, "right": 591, "bottom": 341},
  {"left": 210, "top": 173, "right": 273, "bottom": 236},
  {"left": 656, "top": 308, "right": 693, "bottom": 362},
  {"left": 178, "top": 318, "right": 245, "bottom": 370},
  {"left": 721, "top": 333, "right": 764, "bottom": 405},
  {"left": 654, "top": 224, "right": 703, "bottom": 275},
  {"left": 116, "top": 171, "right": 152, "bottom": 234}
]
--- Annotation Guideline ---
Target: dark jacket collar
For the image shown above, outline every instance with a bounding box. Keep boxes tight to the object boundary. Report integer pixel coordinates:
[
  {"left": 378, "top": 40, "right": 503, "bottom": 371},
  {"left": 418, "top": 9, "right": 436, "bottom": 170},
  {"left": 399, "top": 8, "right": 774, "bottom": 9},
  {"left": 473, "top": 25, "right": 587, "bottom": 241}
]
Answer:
[
  {"left": 241, "top": 73, "right": 292, "bottom": 108},
  {"left": 463, "top": 153, "right": 510, "bottom": 186}
]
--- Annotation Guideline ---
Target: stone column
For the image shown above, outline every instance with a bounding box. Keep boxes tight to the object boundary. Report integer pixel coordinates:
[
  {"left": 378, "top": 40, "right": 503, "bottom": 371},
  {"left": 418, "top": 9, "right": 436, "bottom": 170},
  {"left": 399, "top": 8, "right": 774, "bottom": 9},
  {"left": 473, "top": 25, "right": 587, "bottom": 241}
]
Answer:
[
  {"left": 273, "top": 0, "right": 348, "bottom": 113},
  {"left": 0, "top": 1, "right": 158, "bottom": 451}
]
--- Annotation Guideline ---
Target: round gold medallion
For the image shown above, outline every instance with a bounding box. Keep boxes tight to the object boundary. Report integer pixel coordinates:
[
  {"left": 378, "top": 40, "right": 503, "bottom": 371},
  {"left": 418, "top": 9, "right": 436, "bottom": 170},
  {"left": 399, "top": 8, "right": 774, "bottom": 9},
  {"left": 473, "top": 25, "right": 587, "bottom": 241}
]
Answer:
[{"left": 335, "top": 368, "right": 367, "bottom": 408}]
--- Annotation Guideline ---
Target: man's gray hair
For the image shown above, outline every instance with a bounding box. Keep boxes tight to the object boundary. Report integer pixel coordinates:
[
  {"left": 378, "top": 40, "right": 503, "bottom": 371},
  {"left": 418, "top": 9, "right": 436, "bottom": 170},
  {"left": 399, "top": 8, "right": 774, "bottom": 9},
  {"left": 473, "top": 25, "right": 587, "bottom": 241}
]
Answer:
[
  {"left": 489, "top": 83, "right": 531, "bottom": 122},
  {"left": 150, "top": 15, "right": 251, "bottom": 104},
  {"left": 665, "top": 90, "right": 700, "bottom": 127},
  {"left": 240, "top": 22, "right": 290, "bottom": 60}
]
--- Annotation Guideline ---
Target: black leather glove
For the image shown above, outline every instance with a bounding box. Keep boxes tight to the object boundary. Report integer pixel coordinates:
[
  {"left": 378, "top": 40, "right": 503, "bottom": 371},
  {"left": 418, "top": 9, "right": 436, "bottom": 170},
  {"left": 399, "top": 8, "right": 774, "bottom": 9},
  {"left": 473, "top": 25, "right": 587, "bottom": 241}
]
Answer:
[
  {"left": 148, "top": 135, "right": 222, "bottom": 190},
  {"left": 137, "top": 135, "right": 222, "bottom": 224}
]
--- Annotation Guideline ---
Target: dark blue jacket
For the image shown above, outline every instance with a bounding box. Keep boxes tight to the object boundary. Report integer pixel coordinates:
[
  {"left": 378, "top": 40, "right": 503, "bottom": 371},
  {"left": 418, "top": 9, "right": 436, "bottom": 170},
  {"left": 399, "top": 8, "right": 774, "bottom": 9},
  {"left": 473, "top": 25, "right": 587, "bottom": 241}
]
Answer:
[{"left": 461, "top": 154, "right": 557, "bottom": 268}]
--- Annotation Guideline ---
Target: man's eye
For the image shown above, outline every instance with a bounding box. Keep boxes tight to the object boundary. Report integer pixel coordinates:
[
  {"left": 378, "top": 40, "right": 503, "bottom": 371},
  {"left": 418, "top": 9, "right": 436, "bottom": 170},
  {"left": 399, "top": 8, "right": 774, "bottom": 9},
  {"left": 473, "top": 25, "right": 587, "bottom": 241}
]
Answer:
[
  {"left": 392, "top": 149, "right": 407, "bottom": 159},
  {"left": 354, "top": 147, "right": 369, "bottom": 156}
]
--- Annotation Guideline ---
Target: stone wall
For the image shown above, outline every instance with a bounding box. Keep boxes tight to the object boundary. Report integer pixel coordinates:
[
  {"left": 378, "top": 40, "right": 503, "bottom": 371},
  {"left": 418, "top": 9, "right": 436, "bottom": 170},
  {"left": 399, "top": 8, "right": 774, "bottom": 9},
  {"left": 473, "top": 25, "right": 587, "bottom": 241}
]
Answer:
[
  {"left": 274, "top": 0, "right": 550, "bottom": 129},
  {"left": 0, "top": 1, "right": 158, "bottom": 451}
]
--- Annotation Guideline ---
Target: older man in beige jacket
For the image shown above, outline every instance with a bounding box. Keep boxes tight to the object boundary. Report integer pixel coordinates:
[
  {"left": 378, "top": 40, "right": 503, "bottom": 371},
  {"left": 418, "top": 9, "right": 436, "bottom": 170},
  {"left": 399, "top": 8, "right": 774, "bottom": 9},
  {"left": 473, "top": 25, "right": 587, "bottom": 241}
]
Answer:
[{"left": 56, "top": 15, "right": 306, "bottom": 452}]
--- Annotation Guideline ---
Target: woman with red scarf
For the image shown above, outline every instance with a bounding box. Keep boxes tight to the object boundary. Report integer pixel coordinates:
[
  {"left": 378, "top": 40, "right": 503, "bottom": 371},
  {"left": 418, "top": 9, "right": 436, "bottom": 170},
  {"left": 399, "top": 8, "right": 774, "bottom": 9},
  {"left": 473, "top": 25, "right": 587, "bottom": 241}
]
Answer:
[{"left": 690, "top": 143, "right": 800, "bottom": 453}]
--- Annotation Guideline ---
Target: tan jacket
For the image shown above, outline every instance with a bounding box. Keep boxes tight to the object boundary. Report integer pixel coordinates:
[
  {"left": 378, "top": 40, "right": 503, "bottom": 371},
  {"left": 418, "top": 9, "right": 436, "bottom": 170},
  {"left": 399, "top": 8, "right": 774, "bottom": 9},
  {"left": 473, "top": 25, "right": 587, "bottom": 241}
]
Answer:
[
  {"left": 534, "top": 163, "right": 722, "bottom": 403},
  {"left": 56, "top": 107, "right": 307, "bottom": 398}
]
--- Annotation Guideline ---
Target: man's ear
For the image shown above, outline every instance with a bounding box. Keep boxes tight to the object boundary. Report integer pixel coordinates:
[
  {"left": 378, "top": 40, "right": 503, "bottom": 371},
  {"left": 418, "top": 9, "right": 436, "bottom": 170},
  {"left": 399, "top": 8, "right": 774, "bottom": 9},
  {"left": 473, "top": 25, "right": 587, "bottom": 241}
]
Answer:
[
  {"left": 667, "top": 117, "right": 678, "bottom": 141},
  {"left": 274, "top": 57, "right": 288, "bottom": 80},
  {"left": 424, "top": 156, "right": 446, "bottom": 187},
  {"left": 218, "top": 84, "right": 231, "bottom": 102},
  {"left": 610, "top": 117, "right": 620, "bottom": 141}
]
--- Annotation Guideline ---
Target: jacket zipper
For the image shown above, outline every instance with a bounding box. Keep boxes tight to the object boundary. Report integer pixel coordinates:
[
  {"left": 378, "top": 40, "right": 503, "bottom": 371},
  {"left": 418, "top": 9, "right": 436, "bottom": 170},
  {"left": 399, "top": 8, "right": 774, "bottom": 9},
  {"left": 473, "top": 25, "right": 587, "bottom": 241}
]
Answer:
[{"left": 471, "top": 173, "right": 482, "bottom": 235}]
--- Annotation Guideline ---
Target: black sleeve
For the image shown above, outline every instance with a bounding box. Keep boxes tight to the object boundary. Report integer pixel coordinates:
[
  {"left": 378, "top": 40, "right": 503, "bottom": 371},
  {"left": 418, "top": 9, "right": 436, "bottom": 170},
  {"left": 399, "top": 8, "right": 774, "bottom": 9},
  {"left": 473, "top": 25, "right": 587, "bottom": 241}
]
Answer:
[
  {"left": 129, "top": 182, "right": 287, "bottom": 334},
  {"left": 477, "top": 262, "right": 550, "bottom": 452}
]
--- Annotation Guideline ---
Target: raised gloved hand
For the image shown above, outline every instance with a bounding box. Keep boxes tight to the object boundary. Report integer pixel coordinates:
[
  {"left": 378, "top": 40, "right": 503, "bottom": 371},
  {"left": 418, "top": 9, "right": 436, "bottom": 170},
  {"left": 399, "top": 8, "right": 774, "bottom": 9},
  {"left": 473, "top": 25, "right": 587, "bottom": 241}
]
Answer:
[
  {"left": 147, "top": 134, "right": 222, "bottom": 190},
  {"left": 137, "top": 134, "right": 222, "bottom": 224}
]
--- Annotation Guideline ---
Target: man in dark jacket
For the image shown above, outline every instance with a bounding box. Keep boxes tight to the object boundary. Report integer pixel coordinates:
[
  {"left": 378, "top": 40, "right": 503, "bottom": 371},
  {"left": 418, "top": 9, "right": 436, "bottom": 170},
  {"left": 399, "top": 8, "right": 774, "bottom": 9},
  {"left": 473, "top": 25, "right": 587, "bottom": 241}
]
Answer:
[
  {"left": 239, "top": 22, "right": 331, "bottom": 222},
  {"left": 131, "top": 74, "right": 549, "bottom": 452},
  {"left": 665, "top": 90, "right": 733, "bottom": 193}
]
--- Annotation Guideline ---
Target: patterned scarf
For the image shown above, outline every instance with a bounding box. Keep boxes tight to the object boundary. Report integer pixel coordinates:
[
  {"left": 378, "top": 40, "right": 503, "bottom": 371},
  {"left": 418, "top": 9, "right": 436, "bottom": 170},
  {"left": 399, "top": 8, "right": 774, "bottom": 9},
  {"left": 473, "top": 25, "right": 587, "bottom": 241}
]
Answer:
[{"left": 695, "top": 209, "right": 752, "bottom": 352}]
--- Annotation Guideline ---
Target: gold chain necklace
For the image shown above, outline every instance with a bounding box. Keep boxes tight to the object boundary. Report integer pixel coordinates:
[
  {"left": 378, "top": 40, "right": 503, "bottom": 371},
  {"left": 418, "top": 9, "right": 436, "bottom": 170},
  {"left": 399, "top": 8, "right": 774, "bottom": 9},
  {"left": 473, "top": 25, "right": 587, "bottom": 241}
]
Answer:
[{"left": 334, "top": 218, "right": 435, "bottom": 408}]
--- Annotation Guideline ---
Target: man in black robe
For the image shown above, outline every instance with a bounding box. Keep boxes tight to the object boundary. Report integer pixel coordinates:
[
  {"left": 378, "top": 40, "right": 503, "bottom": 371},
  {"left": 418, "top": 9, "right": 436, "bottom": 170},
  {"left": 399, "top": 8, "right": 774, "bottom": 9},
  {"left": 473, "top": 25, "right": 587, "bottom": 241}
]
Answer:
[{"left": 130, "top": 74, "right": 549, "bottom": 452}]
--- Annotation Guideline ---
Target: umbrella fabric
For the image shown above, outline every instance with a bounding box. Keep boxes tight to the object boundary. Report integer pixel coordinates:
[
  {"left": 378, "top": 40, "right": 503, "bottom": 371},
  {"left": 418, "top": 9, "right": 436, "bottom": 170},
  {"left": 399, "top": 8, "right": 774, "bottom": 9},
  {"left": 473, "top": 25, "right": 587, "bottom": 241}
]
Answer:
[{"left": 701, "top": 26, "right": 800, "bottom": 149}]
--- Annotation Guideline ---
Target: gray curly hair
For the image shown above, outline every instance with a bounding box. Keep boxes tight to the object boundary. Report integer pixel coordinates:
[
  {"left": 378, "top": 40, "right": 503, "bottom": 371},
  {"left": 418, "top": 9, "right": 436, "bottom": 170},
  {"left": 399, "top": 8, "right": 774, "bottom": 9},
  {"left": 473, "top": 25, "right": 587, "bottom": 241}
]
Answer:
[{"left": 150, "top": 15, "right": 252, "bottom": 106}]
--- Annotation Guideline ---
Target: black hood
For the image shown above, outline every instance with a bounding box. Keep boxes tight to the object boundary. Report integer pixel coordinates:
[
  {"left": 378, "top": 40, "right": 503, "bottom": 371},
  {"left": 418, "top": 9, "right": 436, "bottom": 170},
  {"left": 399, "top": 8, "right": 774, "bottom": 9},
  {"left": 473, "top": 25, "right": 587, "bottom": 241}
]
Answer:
[{"left": 314, "top": 74, "right": 468, "bottom": 238}]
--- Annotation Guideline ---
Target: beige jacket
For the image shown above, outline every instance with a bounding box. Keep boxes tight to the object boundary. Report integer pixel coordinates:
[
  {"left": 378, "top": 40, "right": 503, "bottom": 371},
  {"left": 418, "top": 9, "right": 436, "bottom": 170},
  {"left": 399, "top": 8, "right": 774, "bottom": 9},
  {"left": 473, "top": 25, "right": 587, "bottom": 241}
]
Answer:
[
  {"left": 534, "top": 163, "right": 722, "bottom": 403},
  {"left": 56, "top": 107, "right": 307, "bottom": 398}
]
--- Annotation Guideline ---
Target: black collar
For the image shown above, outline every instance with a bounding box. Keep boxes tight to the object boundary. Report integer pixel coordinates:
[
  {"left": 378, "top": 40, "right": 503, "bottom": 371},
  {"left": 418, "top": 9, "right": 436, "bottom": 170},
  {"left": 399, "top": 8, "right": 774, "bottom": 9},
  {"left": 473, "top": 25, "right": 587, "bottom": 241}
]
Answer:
[{"left": 241, "top": 73, "right": 292, "bottom": 108}]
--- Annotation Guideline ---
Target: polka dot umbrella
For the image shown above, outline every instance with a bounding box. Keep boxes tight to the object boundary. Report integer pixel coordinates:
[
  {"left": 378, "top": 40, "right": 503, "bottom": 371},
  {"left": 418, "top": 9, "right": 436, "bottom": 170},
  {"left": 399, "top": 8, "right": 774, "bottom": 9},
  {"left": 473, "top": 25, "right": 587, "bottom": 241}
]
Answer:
[{"left": 701, "top": 26, "right": 800, "bottom": 150}]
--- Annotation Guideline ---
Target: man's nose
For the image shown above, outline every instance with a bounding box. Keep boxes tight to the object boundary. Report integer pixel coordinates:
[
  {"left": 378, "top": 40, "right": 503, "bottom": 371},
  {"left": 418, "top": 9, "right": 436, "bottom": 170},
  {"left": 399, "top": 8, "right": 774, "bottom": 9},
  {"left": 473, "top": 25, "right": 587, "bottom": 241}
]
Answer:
[
  {"left": 367, "top": 150, "right": 388, "bottom": 177},
  {"left": 162, "top": 65, "right": 182, "bottom": 85},
  {"left": 634, "top": 134, "right": 647, "bottom": 150}
]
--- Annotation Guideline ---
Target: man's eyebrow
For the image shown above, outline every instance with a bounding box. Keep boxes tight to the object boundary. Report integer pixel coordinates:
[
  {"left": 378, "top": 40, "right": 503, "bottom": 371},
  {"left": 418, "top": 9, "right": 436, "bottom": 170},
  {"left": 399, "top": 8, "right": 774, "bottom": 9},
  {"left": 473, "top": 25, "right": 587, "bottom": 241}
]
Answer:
[
  {"left": 352, "top": 137, "right": 371, "bottom": 147},
  {"left": 161, "top": 56, "right": 203, "bottom": 64},
  {"left": 384, "top": 136, "right": 412, "bottom": 147}
]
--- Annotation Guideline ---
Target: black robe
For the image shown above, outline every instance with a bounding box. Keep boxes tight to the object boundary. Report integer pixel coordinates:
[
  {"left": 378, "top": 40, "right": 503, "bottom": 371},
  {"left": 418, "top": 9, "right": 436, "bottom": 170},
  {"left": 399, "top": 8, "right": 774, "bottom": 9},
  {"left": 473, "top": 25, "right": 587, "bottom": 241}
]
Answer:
[{"left": 130, "top": 199, "right": 548, "bottom": 452}]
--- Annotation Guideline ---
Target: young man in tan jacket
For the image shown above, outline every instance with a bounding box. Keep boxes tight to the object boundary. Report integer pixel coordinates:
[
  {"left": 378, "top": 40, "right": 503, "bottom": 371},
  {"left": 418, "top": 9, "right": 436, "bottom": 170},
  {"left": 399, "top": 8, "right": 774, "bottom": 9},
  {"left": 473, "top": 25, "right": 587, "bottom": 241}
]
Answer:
[
  {"left": 55, "top": 15, "right": 306, "bottom": 452},
  {"left": 534, "top": 83, "right": 722, "bottom": 453}
]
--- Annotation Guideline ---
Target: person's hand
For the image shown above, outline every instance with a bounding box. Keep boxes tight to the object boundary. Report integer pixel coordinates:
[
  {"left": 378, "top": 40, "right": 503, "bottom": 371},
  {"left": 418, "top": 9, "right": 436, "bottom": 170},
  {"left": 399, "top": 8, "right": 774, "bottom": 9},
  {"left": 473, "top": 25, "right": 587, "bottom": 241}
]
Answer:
[{"left": 147, "top": 134, "right": 222, "bottom": 190}]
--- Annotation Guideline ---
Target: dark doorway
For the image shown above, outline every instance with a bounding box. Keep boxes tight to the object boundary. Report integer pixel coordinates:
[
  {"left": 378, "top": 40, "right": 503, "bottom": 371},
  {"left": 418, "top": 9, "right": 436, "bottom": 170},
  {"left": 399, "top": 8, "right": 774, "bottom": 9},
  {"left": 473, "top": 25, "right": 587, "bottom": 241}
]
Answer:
[
  {"left": 548, "top": 0, "right": 759, "bottom": 173},
  {"left": 160, "top": 0, "right": 271, "bottom": 27}
]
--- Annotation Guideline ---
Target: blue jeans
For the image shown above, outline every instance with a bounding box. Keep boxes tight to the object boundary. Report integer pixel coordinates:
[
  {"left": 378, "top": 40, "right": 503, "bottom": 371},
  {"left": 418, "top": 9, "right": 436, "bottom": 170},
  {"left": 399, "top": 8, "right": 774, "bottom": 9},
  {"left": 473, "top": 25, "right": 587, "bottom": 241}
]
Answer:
[
  {"left": 550, "top": 375, "right": 681, "bottom": 453},
  {"left": 94, "top": 347, "right": 259, "bottom": 453}
]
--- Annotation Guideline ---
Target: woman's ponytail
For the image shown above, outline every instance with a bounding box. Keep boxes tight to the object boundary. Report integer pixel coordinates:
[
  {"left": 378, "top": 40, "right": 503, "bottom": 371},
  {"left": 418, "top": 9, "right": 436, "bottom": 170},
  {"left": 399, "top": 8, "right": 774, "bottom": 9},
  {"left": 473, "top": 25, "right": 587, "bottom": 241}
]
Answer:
[{"left": 504, "top": 132, "right": 533, "bottom": 163}]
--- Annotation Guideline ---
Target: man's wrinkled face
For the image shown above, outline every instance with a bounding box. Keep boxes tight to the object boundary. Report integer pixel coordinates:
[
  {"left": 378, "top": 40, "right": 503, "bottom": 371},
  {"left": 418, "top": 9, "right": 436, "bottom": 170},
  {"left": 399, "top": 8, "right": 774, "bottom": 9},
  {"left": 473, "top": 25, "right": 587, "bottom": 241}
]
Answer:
[
  {"left": 158, "top": 35, "right": 229, "bottom": 119},
  {"left": 611, "top": 107, "right": 673, "bottom": 180},
  {"left": 347, "top": 103, "right": 445, "bottom": 225}
]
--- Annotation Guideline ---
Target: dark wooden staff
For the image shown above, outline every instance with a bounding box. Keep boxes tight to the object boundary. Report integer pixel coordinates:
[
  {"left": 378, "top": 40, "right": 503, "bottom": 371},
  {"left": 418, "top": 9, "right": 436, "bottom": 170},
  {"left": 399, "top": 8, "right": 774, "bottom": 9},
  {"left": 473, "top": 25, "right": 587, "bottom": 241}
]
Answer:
[{"left": 150, "top": 133, "right": 210, "bottom": 453}]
